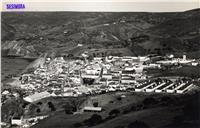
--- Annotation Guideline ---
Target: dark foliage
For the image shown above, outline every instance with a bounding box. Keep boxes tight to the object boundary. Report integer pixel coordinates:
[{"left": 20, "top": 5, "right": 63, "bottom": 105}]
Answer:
[
  {"left": 93, "top": 102, "right": 99, "bottom": 107},
  {"left": 109, "top": 109, "right": 120, "bottom": 117},
  {"left": 117, "top": 97, "right": 122, "bottom": 101},
  {"left": 83, "top": 114, "right": 103, "bottom": 126},
  {"left": 48, "top": 102, "right": 56, "bottom": 111}
]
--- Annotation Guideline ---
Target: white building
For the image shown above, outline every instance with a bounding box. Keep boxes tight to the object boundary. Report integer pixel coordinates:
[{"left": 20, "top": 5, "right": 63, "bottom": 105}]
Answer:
[
  {"left": 11, "top": 117, "right": 23, "bottom": 126},
  {"left": 176, "top": 83, "right": 193, "bottom": 94},
  {"left": 83, "top": 107, "right": 102, "bottom": 112},
  {"left": 23, "top": 91, "right": 51, "bottom": 103},
  {"left": 102, "top": 74, "right": 112, "bottom": 79}
]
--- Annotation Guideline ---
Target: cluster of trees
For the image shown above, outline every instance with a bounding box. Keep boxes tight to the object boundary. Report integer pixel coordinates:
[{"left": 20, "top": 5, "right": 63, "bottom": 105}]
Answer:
[
  {"left": 63, "top": 98, "right": 86, "bottom": 114},
  {"left": 74, "top": 112, "right": 150, "bottom": 128},
  {"left": 83, "top": 114, "right": 103, "bottom": 126},
  {"left": 31, "top": 101, "right": 57, "bottom": 115}
]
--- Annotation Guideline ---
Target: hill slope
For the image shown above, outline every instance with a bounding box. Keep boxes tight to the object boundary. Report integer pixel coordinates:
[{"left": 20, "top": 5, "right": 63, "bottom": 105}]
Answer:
[{"left": 1, "top": 9, "right": 200, "bottom": 58}]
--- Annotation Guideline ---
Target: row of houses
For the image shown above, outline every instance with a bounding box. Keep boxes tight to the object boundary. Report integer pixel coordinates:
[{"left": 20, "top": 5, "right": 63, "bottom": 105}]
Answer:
[{"left": 135, "top": 80, "right": 194, "bottom": 94}]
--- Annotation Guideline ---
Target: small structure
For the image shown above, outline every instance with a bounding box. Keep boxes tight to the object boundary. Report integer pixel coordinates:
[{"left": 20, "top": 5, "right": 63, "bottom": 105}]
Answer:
[
  {"left": 135, "top": 82, "right": 155, "bottom": 92},
  {"left": 145, "top": 82, "right": 165, "bottom": 92},
  {"left": 23, "top": 91, "right": 51, "bottom": 103},
  {"left": 155, "top": 83, "right": 173, "bottom": 93},
  {"left": 102, "top": 74, "right": 112, "bottom": 79},
  {"left": 83, "top": 106, "right": 102, "bottom": 112},
  {"left": 11, "top": 116, "right": 23, "bottom": 126},
  {"left": 176, "top": 83, "right": 193, "bottom": 94}
]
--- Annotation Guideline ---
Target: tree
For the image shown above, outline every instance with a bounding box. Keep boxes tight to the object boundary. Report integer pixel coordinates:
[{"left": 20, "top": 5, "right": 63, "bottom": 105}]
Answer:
[
  {"left": 117, "top": 97, "right": 122, "bottom": 101},
  {"left": 69, "top": 98, "right": 85, "bottom": 112},
  {"left": 37, "top": 102, "right": 43, "bottom": 105},
  {"left": 128, "top": 120, "right": 150, "bottom": 128},
  {"left": 48, "top": 102, "right": 56, "bottom": 111},
  {"left": 93, "top": 102, "right": 99, "bottom": 107},
  {"left": 36, "top": 108, "right": 41, "bottom": 113},
  {"left": 135, "top": 104, "right": 144, "bottom": 111},
  {"left": 63, "top": 103, "right": 73, "bottom": 114},
  {"left": 22, "top": 102, "right": 29, "bottom": 108},
  {"left": 109, "top": 109, "right": 120, "bottom": 117}
]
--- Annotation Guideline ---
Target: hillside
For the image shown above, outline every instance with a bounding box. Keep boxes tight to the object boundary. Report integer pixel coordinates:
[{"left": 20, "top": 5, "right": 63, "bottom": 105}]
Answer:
[{"left": 1, "top": 9, "right": 200, "bottom": 58}]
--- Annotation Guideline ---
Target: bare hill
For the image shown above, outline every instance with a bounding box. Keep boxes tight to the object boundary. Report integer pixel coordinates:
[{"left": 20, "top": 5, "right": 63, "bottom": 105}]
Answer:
[{"left": 1, "top": 9, "right": 200, "bottom": 58}]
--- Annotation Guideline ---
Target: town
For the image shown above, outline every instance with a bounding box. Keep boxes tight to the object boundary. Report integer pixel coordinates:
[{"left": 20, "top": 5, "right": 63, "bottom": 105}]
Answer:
[
  {"left": 20, "top": 54, "right": 197, "bottom": 99},
  {"left": 1, "top": 53, "right": 200, "bottom": 127}
]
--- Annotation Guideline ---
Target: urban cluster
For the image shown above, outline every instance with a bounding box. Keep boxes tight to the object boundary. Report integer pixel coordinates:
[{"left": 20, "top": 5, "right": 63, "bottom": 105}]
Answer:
[
  {"left": 17, "top": 54, "right": 198, "bottom": 103},
  {"left": 1, "top": 54, "right": 199, "bottom": 127}
]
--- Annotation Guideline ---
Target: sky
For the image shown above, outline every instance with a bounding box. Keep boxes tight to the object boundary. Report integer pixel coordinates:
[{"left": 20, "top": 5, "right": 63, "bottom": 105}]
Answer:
[{"left": 1, "top": 0, "right": 199, "bottom": 12}]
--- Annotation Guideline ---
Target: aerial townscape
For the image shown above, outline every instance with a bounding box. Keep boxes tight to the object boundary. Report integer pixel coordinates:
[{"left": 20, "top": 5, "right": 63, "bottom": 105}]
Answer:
[
  {"left": 19, "top": 54, "right": 197, "bottom": 99},
  {"left": 2, "top": 53, "right": 200, "bottom": 128},
  {"left": 1, "top": 9, "right": 200, "bottom": 128}
]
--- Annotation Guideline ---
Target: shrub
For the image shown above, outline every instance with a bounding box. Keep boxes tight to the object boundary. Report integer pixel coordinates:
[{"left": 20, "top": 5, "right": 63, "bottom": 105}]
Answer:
[
  {"left": 64, "top": 108, "right": 73, "bottom": 114},
  {"left": 93, "top": 102, "right": 99, "bottom": 107},
  {"left": 109, "top": 109, "right": 120, "bottom": 117},
  {"left": 48, "top": 102, "right": 56, "bottom": 111},
  {"left": 117, "top": 97, "right": 122, "bottom": 101},
  {"left": 36, "top": 108, "right": 41, "bottom": 113},
  {"left": 84, "top": 114, "right": 102, "bottom": 126},
  {"left": 37, "top": 102, "right": 42, "bottom": 105}
]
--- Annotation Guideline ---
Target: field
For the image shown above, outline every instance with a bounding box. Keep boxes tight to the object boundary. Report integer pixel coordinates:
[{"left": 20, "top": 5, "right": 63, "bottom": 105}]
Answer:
[
  {"left": 31, "top": 92, "right": 144, "bottom": 128},
  {"left": 30, "top": 91, "right": 200, "bottom": 128}
]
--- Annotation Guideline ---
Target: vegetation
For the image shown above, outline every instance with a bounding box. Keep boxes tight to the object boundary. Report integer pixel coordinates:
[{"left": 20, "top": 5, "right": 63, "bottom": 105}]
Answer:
[
  {"left": 109, "top": 109, "right": 121, "bottom": 117},
  {"left": 83, "top": 114, "right": 103, "bottom": 126},
  {"left": 2, "top": 9, "right": 200, "bottom": 58},
  {"left": 48, "top": 102, "right": 56, "bottom": 111}
]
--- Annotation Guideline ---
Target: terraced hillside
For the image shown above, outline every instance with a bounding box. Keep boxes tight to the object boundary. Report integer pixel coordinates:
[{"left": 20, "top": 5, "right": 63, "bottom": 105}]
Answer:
[{"left": 1, "top": 9, "right": 200, "bottom": 58}]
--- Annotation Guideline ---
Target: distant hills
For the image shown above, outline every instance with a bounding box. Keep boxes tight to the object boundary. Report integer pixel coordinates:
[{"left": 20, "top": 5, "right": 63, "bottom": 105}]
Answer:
[{"left": 1, "top": 8, "right": 200, "bottom": 58}]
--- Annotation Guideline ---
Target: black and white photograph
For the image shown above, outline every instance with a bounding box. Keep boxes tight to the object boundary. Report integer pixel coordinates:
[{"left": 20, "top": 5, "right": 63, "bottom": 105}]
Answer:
[{"left": 1, "top": 1, "right": 200, "bottom": 128}]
